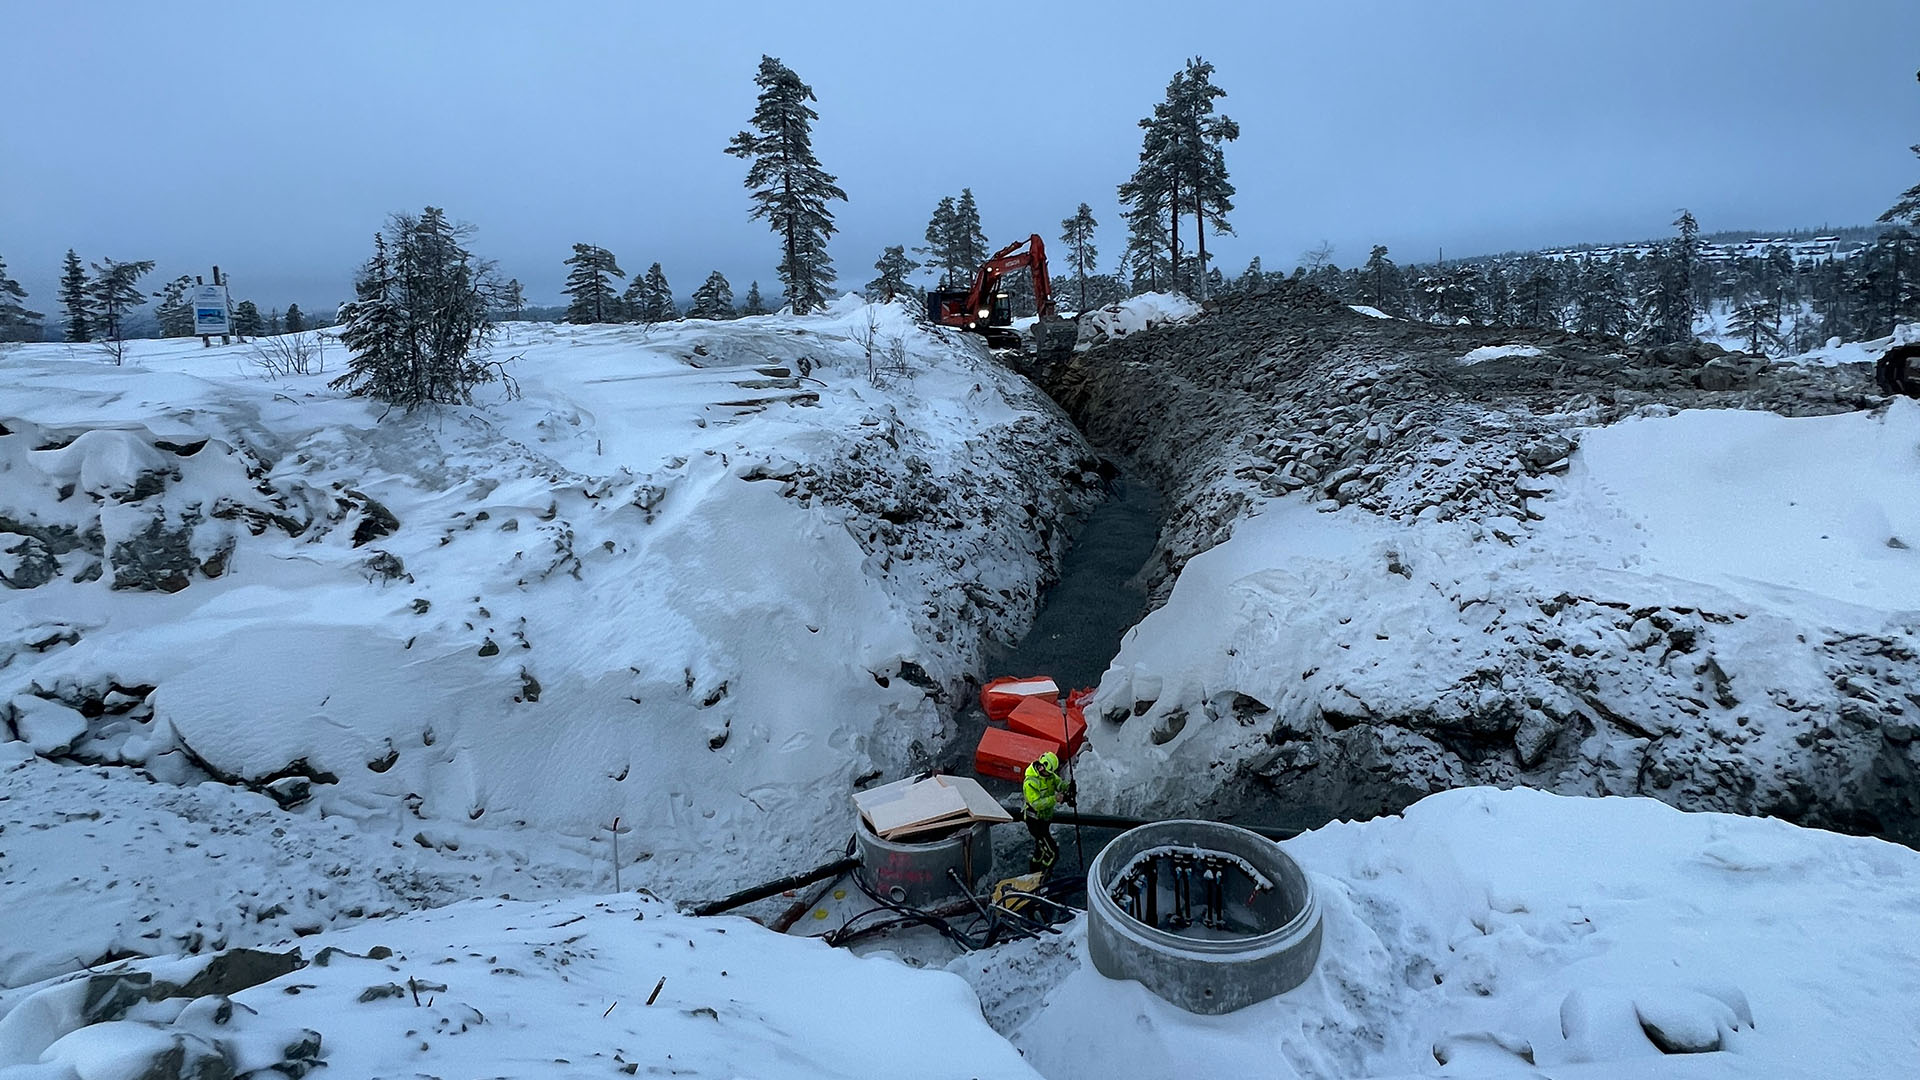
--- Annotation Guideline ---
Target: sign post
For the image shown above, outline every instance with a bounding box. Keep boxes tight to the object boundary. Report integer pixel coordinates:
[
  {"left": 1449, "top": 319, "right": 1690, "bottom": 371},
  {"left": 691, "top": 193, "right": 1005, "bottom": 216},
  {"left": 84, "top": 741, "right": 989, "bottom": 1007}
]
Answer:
[{"left": 194, "top": 266, "right": 232, "bottom": 347}]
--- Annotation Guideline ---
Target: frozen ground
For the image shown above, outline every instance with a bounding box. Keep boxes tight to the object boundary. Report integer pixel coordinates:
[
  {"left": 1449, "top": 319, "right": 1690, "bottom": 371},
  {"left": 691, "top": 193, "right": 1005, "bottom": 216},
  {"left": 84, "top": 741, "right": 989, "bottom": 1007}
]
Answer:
[{"left": 1, "top": 299, "right": 1101, "bottom": 985}]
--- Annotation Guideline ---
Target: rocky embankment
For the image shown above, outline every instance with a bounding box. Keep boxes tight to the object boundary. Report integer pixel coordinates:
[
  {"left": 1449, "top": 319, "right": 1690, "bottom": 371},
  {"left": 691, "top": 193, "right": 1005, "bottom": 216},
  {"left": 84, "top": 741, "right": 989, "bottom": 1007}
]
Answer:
[{"left": 1040, "top": 283, "right": 1920, "bottom": 844}]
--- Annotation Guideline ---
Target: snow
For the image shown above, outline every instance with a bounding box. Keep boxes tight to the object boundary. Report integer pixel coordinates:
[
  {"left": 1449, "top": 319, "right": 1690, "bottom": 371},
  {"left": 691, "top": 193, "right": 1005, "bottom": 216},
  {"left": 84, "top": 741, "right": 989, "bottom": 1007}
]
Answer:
[
  {"left": 1349, "top": 304, "right": 1394, "bottom": 319},
  {"left": 2, "top": 894, "right": 1045, "bottom": 1079},
  {"left": 1076, "top": 292, "right": 1202, "bottom": 348},
  {"left": 2, "top": 299, "right": 1096, "bottom": 984},
  {"left": 1776, "top": 322, "right": 1918, "bottom": 368},
  {"left": 1460, "top": 343, "right": 1545, "bottom": 365},
  {"left": 990, "top": 788, "right": 1920, "bottom": 1079}
]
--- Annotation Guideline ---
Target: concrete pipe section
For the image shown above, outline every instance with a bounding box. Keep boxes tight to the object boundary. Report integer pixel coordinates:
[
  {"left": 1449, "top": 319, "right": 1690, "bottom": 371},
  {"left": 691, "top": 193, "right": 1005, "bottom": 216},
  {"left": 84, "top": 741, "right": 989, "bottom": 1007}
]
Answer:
[
  {"left": 1086, "top": 819, "right": 1322, "bottom": 1014},
  {"left": 853, "top": 820, "right": 995, "bottom": 910}
]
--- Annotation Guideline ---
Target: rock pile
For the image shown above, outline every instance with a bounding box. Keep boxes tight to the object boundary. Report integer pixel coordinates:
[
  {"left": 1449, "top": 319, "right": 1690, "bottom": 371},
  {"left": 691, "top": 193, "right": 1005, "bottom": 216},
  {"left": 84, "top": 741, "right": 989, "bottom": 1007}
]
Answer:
[{"left": 1041, "top": 283, "right": 1920, "bottom": 844}]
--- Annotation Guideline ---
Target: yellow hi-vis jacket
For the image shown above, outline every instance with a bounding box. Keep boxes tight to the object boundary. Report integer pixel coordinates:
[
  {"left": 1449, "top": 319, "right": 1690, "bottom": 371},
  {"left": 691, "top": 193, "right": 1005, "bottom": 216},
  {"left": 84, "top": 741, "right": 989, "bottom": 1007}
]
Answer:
[{"left": 1023, "top": 763, "right": 1065, "bottom": 820}]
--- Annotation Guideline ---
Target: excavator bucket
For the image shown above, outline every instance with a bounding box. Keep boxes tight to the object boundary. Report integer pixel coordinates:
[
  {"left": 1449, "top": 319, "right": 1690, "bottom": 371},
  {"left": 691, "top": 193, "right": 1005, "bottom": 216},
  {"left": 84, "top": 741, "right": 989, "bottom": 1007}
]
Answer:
[{"left": 1031, "top": 316, "right": 1079, "bottom": 370}]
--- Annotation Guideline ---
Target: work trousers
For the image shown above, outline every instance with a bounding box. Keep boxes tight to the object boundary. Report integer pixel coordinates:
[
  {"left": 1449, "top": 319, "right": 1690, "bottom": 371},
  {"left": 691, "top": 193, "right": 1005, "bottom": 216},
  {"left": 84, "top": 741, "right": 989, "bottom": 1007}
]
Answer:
[{"left": 1026, "top": 809, "right": 1058, "bottom": 872}]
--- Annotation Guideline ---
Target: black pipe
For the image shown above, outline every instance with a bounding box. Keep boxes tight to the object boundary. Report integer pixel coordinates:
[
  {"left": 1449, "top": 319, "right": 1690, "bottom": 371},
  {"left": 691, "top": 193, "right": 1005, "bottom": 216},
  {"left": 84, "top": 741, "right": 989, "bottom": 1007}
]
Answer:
[
  {"left": 690, "top": 855, "right": 859, "bottom": 917},
  {"left": 1051, "top": 810, "right": 1300, "bottom": 842}
]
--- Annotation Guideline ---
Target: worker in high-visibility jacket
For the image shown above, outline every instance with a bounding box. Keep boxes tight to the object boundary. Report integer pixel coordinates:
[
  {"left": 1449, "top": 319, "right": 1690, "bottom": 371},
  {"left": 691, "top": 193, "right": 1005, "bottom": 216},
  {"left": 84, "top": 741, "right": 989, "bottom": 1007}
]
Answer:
[{"left": 1022, "top": 751, "right": 1074, "bottom": 873}]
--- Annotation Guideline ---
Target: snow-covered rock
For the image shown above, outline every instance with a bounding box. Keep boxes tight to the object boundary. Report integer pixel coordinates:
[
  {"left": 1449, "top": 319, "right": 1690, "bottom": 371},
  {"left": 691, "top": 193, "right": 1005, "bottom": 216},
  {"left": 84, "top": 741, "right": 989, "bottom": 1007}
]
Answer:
[
  {"left": 1040, "top": 283, "right": 1916, "bottom": 843},
  {"left": 1075, "top": 291, "right": 1202, "bottom": 349}
]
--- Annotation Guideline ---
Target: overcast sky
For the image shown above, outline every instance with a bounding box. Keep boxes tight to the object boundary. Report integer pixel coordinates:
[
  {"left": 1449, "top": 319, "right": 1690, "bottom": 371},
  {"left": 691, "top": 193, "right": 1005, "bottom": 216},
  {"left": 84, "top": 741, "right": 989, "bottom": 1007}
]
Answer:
[{"left": 4, "top": 0, "right": 1917, "bottom": 315}]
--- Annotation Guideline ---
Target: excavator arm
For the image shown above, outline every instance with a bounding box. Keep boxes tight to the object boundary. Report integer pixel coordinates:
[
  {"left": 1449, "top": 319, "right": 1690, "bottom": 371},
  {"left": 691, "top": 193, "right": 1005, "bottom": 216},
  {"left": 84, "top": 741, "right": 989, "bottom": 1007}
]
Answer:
[{"left": 961, "top": 234, "right": 1058, "bottom": 324}]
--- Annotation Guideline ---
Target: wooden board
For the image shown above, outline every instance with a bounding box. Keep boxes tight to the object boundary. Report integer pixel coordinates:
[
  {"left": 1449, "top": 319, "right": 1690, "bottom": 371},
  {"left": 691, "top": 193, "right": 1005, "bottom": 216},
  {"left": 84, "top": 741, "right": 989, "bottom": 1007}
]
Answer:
[{"left": 853, "top": 774, "right": 1012, "bottom": 840}]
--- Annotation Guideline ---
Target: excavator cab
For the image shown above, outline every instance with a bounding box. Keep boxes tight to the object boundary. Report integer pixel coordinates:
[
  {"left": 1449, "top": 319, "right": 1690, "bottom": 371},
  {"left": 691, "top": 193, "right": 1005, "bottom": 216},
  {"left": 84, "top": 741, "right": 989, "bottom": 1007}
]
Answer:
[{"left": 927, "top": 289, "right": 1016, "bottom": 347}]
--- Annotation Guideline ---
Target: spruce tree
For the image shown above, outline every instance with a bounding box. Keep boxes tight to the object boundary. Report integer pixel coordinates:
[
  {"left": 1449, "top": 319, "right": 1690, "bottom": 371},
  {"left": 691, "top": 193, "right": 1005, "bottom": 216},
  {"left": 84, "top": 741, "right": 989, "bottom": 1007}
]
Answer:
[
  {"left": 950, "top": 189, "right": 988, "bottom": 280},
  {"left": 285, "top": 303, "right": 305, "bottom": 333},
  {"left": 1234, "top": 256, "right": 1263, "bottom": 293},
  {"left": 1059, "top": 204, "right": 1099, "bottom": 312},
  {"left": 331, "top": 207, "right": 505, "bottom": 410},
  {"left": 641, "top": 263, "right": 675, "bottom": 322},
  {"left": 59, "top": 249, "right": 92, "bottom": 342},
  {"left": 153, "top": 274, "right": 195, "bottom": 337},
  {"left": 562, "top": 244, "right": 625, "bottom": 323},
  {"left": 725, "top": 55, "right": 846, "bottom": 315},
  {"left": 233, "top": 299, "right": 265, "bottom": 337},
  {"left": 1121, "top": 199, "right": 1171, "bottom": 294},
  {"left": 87, "top": 258, "right": 156, "bottom": 343},
  {"left": 502, "top": 279, "right": 525, "bottom": 320},
  {"left": 920, "top": 196, "right": 958, "bottom": 288},
  {"left": 0, "top": 254, "right": 44, "bottom": 341},
  {"left": 689, "top": 271, "right": 735, "bottom": 319},
  {"left": 866, "top": 246, "right": 919, "bottom": 303},
  {"left": 1728, "top": 297, "right": 1785, "bottom": 356},
  {"left": 617, "top": 276, "right": 646, "bottom": 322},
  {"left": 743, "top": 280, "right": 768, "bottom": 316}
]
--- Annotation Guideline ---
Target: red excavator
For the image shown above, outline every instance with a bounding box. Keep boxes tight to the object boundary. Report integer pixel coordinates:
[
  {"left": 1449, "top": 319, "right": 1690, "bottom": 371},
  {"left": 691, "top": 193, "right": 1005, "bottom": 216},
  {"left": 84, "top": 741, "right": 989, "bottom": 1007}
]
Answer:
[{"left": 927, "top": 234, "right": 1078, "bottom": 361}]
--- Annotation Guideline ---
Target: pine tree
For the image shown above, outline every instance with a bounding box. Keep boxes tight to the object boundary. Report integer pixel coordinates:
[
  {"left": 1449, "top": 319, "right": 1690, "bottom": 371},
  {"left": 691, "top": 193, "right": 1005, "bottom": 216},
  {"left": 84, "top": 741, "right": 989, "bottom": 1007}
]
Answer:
[
  {"left": 233, "top": 299, "right": 265, "bottom": 337},
  {"left": 1122, "top": 58, "right": 1238, "bottom": 297},
  {"left": 285, "top": 303, "right": 305, "bottom": 333},
  {"left": 1574, "top": 257, "right": 1633, "bottom": 339},
  {"left": 153, "top": 274, "right": 195, "bottom": 337},
  {"left": 1118, "top": 117, "right": 1176, "bottom": 290},
  {"left": 689, "top": 271, "right": 735, "bottom": 319},
  {"left": 502, "top": 279, "right": 525, "bottom": 320},
  {"left": 562, "top": 243, "right": 625, "bottom": 324},
  {"left": 1639, "top": 210, "right": 1700, "bottom": 343},
  {"left": 950, "top": 189, "right": 988, "bottom": 281},
  {"left": 743, "top": 281, "right": 768, "bottom": 316},
  {"left": 1121, "top": 193, "right": 1171, "bottom": 293},
  {"left": 1059, "top": 203, "right": 1099, "bottom": 312},
  {"left": 59, "top": 249, "right": 92, "bottom": 342},
  {"left": 87, "top": 258, "right": 156, "bottom": 343},
  {"left": 866, "top": 246, "right": 919, "bottom": 303},
  {"left": 640, "top": 263, "right": 675, "bottom": 322},
  {"left": 331, "top": 207, "right": 506, "bottom": 410},
  {"left": 0, "top": 254, "right": 44, "bottom": 341},
  {"left": 724, "top": 55, "right": 847, "bottom": 315},
  {"left": 1360, "top": 246, "right": 1398, "bottom": 311}
]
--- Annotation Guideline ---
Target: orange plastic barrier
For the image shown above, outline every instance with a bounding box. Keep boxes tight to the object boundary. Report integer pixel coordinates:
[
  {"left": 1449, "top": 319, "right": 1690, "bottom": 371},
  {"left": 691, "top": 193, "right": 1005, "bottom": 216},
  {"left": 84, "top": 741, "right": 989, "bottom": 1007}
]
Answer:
[
  {"left": 980, "top": 676, "right": 1060, "bottom": 721},
  {"left": 974, "top": 726, "right": 1063, "bottom": 782},
  {"left": 1006, "top": 697, "right": 1087, "bottom": 757}
]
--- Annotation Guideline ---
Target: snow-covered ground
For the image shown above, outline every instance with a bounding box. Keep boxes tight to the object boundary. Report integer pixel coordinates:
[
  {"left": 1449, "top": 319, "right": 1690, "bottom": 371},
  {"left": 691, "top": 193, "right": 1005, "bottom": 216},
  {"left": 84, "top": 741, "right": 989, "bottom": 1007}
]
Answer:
[
  {"left": 2, "top": 299, "right": 1101, "bottom": 985},
  {"left": 9, "top": 787, "right": 1917, "bottom": 1079}
]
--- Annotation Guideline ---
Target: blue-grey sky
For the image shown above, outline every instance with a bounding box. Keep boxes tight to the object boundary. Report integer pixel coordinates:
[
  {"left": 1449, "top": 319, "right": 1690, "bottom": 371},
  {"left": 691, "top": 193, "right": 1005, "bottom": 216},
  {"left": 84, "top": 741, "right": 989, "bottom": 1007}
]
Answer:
[{"left": 4, "top": 0, "right": 1917, "bottom": 315}]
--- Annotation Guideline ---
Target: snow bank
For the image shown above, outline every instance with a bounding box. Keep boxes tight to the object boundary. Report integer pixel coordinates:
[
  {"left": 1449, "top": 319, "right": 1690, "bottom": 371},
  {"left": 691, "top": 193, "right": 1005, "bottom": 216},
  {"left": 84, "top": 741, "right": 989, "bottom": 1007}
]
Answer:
[
  {"left": 1460, "top": 343, "right": 1546, "bottom": 365},
  {"left": 999, "top": 787, "right": 1920, "bottom": 1079},
  {"left": 0, "top": 894, "right": 1043, "bottom": 1079},
  {"left": 1349, "top": 304, "right": 1393, "bottom": 319},
  {"left": 1076, "top": 292, "right": 1202, "bottom": 349}
]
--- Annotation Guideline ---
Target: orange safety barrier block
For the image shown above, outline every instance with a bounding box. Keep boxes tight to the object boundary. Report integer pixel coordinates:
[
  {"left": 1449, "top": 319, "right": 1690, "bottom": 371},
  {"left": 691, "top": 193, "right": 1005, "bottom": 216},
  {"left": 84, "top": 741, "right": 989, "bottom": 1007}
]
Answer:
[
  {"left": 1006, "top": 697, "right": 1087, "bottom": 757},
  {"left": 974, "top": 726, "right": 1063, "bottom": 782},
  {"left": 980, "top": 675, "right": 1059, "bottom": 721}
]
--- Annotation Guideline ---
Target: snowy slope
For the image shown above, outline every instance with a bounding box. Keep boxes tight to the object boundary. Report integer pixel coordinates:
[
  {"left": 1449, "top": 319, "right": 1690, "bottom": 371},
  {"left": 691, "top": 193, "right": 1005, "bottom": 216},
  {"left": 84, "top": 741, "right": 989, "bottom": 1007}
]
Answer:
[{"left": 1, "top": 300, "right": 1101, "bottom": 986}]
